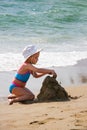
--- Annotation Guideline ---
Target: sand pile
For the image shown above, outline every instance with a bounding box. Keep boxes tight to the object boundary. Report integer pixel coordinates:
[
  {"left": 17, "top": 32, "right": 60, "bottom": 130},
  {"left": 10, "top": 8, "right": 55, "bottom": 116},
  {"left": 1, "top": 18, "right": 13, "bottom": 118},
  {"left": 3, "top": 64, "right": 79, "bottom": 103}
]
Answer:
[{"left": 37, "top": 76, "right": 69, "bottom": 101}]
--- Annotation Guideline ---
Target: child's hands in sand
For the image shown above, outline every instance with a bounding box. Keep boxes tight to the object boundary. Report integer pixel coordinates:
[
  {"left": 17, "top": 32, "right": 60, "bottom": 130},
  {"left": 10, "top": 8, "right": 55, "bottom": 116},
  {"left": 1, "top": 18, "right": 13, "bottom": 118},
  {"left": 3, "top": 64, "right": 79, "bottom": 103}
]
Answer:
[{"left": 49, "top": 70, "right": 57, "bottom": 78}]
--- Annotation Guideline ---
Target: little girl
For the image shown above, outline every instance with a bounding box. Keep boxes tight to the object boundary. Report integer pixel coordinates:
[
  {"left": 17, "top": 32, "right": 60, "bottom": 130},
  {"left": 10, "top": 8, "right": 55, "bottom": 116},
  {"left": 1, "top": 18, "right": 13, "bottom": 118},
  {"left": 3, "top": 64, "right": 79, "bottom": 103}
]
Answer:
[{"left": 8, "top": 45, "right": 57, "bottom": 105}]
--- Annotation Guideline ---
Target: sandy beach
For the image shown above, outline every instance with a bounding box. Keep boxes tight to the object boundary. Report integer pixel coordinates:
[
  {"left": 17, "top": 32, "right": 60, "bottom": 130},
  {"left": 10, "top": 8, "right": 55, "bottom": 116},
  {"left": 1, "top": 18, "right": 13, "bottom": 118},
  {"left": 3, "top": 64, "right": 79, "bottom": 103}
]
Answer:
[
  {"left": 0, "top": 63, "right": 87, "bottom": 130},
  {"left": 0, "top": 86, "right": 87, "bottom": 130}
]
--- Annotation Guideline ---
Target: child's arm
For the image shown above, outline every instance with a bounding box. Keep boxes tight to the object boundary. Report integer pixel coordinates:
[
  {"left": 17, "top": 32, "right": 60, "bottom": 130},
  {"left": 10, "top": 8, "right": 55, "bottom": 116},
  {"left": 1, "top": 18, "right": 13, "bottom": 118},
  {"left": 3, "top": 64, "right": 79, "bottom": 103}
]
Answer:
[
  {"left": 27, "top": 64, "right": 57, "bottom": 78},
  {"left": 32, "top": 72, "right": 46, "bottom": 78}
]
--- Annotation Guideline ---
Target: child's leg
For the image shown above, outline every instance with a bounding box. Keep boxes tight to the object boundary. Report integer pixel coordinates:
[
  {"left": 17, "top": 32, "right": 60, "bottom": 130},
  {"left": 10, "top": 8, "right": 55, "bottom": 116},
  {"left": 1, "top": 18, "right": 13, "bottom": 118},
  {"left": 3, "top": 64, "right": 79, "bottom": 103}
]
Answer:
[
  {"left": 9, "top": 87, "right": 35, "bottom": 105},
  {"left": 8, "top": 94, "right": 17, "bottom": 99}
]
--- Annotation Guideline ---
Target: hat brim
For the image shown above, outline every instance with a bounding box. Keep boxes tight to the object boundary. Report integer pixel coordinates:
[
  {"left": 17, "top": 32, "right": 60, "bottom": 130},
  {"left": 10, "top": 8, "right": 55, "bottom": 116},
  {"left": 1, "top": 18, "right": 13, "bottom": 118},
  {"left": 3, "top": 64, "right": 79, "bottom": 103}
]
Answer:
[{"left": 24, "top": 48, "right": 42, "bottom": 62}]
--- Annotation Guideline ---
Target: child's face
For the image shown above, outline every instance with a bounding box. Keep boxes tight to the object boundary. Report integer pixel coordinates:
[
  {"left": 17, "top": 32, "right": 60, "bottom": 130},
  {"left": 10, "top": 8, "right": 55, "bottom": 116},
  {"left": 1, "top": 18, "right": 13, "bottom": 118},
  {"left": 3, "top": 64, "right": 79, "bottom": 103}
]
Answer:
[{"left": 30, "top": 52, "right": 40, "bottom": 64}]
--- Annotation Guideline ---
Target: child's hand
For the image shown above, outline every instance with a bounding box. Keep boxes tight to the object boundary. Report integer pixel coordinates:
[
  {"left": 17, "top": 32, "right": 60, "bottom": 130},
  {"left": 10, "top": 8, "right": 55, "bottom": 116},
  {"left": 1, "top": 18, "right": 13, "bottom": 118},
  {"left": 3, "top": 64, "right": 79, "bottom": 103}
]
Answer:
[{"left": 49, "top": 70, "right": 57, "bottom": 78}]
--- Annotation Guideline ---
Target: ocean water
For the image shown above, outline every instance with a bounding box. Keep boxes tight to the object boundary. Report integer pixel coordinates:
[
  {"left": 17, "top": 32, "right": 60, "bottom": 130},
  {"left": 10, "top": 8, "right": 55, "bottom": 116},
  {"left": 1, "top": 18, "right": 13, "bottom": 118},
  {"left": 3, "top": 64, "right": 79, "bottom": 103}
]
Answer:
[{"left": 0, "top": 0, "right": 87, "bottom": 71}]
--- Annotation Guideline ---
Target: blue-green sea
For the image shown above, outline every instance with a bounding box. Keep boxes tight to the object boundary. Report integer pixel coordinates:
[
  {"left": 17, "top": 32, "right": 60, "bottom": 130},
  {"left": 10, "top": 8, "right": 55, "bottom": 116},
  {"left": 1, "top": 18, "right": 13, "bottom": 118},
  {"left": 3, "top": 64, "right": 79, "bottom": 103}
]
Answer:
[{"left": 0, "top": 0, "right": 87, "bottom": 71}]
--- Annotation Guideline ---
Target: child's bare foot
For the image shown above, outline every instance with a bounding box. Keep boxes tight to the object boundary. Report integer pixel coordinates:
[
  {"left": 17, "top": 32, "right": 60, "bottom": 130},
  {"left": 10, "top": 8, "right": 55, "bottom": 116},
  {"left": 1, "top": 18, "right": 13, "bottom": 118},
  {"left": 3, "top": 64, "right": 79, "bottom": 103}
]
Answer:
[
  {"left": 8, "top": 94, "right": 16, "bottom": 99},
  {"left": 8, "top": 99, "right": 14, "bottom": 105}
]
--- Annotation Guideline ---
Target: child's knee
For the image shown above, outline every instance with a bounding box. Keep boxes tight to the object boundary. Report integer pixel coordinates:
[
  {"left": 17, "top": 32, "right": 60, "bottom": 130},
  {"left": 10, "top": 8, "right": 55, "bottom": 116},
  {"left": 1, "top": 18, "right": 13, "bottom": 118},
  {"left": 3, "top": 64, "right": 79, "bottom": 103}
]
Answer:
[
  {"left": 27, "top": 93, "right": 35, "bottom": 100},
  {"left": 31, "top": 94, "right": 35, "bottom": 100}
]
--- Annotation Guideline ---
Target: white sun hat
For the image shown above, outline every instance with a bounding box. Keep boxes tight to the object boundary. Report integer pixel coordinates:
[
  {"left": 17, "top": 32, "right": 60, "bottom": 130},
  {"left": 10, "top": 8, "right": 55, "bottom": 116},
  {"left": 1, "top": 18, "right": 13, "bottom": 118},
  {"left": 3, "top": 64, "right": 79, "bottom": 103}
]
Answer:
[{"left": 22, "top": 45, "right": 42, "bottom": 61}]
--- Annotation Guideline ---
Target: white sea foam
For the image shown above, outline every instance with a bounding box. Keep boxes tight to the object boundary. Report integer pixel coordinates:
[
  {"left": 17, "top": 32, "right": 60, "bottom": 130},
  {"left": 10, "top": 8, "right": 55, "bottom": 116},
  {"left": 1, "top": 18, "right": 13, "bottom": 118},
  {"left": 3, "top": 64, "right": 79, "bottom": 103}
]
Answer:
[{"left": 0, "top": 51, "right": 87, "bottom": 71}]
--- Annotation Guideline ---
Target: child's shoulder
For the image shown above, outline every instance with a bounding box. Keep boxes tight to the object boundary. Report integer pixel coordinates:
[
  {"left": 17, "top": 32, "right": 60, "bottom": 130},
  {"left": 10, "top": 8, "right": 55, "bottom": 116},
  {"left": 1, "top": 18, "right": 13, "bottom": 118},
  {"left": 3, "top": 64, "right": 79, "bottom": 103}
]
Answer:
[
  {"left": 22, "top": 62, "right": 34, "bottom": 69},
  {"left": 17, "top": 63, "right": 31, "bottom": 73},
  {"left": 18, "top": 63, "right": 28, "bottom": 70}
]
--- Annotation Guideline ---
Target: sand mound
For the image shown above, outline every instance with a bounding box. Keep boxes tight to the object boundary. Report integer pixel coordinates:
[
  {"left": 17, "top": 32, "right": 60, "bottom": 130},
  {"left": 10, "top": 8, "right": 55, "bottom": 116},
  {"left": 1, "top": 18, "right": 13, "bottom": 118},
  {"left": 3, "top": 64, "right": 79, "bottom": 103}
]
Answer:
[{"left": 37, "top": 76, "right": 69, "bottom": 101}]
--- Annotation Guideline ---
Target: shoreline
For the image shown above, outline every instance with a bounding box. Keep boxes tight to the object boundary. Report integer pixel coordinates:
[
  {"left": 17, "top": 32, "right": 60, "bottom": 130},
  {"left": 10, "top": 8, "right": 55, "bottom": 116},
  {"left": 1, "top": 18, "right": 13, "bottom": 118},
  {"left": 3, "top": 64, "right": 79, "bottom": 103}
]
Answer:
[
  {"left": 0, "top": 84, "right": 86, "bottom": 102},
  {"left": 0, "top": 60, "right": 87, "bottom": 98}
]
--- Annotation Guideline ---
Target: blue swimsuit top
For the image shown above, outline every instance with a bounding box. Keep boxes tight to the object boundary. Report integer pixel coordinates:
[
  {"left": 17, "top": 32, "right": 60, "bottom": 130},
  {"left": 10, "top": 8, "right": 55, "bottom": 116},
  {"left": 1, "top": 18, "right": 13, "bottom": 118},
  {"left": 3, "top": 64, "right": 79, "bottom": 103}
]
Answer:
[{"left": 15, "top": 72, "right": 31, "bottom": 83}]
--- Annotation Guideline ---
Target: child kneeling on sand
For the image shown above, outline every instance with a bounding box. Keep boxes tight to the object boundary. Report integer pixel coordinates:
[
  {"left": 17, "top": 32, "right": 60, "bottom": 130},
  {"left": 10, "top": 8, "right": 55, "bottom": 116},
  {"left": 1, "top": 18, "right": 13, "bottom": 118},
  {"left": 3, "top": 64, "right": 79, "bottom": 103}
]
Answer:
[{"left": 8, "top": 45, "right": 57, "bottom": 105}]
